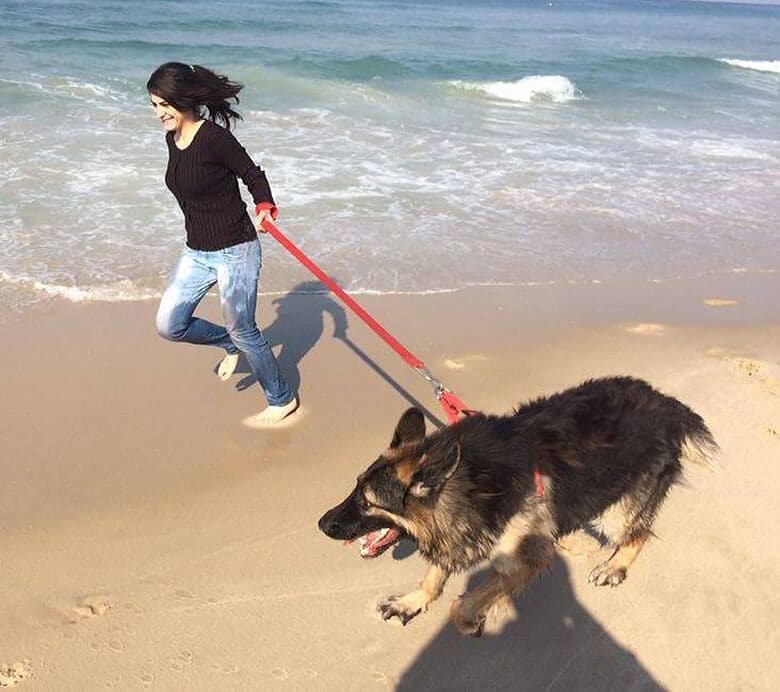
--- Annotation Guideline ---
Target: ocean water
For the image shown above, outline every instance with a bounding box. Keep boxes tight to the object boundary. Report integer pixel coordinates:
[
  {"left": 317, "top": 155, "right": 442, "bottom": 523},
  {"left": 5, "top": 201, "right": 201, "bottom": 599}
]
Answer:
[{"left": 1, "top": 0, "right": 779, "bottom": 315}]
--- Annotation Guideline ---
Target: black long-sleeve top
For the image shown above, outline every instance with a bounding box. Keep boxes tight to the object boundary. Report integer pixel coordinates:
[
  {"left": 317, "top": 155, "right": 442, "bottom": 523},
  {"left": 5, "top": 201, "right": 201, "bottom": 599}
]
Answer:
[{"left": 165, "top": 120, "right": 276, "bottom": 251}]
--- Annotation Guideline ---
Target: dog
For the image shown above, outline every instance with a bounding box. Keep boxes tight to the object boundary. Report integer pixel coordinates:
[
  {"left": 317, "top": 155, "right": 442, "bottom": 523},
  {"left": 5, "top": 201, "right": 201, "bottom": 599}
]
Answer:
[{"left": 318, "top": 376, "right": 717, "bottom": 637}]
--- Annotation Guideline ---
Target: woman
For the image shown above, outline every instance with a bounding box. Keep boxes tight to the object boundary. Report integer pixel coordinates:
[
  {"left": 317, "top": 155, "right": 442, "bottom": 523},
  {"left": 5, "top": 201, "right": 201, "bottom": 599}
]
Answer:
[{"left": 148, "top": 62, "right": 297, "bottom": 427}]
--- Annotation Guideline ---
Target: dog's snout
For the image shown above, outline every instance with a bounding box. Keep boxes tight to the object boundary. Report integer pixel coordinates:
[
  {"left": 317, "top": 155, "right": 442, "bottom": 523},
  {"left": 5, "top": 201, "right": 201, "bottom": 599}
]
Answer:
[
  {"left": 318, "top": 493, "right": 370, "bottom": 541},
  {"left": 318, "top": 509, "right": 340, "bottom": 537},
  {"left": 318, "top": 502, "right": 353, "bottom": 539}
]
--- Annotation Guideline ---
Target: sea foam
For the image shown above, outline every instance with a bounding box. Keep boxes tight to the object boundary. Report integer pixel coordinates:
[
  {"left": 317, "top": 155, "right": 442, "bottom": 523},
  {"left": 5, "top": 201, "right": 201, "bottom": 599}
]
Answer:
[
  {"left": 449, "top": 75, "right": 582, "bottom": 103},
  {"left": 718, "top": 59, "right": 780, "bottom": 74},
  {"left": 0, "top": 272, "right": 161, "bottom": 303}
]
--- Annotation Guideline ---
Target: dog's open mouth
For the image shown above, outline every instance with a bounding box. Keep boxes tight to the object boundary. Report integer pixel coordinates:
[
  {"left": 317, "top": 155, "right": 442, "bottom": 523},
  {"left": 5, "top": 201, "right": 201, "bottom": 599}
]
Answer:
[{"left": 348, "top": 528, "right": 402, "bottom": 558}]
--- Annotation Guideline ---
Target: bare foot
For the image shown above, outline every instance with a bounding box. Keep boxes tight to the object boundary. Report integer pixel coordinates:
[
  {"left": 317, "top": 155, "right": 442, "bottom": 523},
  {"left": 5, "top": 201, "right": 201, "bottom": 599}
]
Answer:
[
  {"left": 242, "top": 397, "right": 299, "bottom": 428},
  {"left": 217, "top": 352, "right": 239, "bottom": 381}
]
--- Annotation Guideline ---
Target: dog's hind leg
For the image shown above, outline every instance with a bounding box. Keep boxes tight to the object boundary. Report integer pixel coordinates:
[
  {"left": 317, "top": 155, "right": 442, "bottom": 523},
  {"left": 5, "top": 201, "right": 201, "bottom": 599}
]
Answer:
[
  {"left": 451, "top": 534, "right": 555, "bottom": 637},
  {"left": 378, "top": 564, "right": 450, "bottom": 626},
  {"left": 450, "top": 570, "right": 511, "bottom": 638},
  {"left": 590, "top": 462, "right": 678, "bottom": 587}
]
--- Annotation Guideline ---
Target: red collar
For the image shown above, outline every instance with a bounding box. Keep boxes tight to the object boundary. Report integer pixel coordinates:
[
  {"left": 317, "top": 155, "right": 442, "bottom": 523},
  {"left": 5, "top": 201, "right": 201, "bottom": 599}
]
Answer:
[{"left": 533, "top": 466, "right": 545, "bottom": 497}]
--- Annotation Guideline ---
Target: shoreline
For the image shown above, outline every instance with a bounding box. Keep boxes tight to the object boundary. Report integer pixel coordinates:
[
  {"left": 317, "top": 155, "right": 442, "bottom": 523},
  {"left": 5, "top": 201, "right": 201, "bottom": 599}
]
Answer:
[
  {"left": 2, "top": 266, "right": 779, "bottom": 326},
  {"left": 1, "top": 277, "right": 779, "bottom": 688}
]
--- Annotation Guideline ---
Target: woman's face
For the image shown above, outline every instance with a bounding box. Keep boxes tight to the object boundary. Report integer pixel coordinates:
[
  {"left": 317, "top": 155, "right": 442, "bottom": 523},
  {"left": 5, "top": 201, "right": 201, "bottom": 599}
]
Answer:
[{"left": 149, "top": 93, "right": 191, "bottom": 133}]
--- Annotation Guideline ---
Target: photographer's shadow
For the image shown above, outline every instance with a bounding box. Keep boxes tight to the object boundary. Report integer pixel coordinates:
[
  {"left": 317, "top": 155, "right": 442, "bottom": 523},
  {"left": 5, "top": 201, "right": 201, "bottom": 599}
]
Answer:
[
  {"left": 397, "top": 557, "right": 662, "bottom": 691},
  {"left": 228, "top": 280, "right": 442, "bottom": 424}
]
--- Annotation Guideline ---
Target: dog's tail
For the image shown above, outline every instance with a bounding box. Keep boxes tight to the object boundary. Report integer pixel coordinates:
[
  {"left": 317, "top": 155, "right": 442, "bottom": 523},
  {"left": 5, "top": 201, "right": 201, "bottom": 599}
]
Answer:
[{"left": 679, "top": 410, "right": 720, "bottom": 469}]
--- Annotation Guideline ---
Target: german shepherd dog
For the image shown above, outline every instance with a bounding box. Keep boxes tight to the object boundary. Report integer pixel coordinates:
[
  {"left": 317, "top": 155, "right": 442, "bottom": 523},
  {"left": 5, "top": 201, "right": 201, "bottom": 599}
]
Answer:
[{"left": 318, "top": 377, "right": 717, "bottom": 637}]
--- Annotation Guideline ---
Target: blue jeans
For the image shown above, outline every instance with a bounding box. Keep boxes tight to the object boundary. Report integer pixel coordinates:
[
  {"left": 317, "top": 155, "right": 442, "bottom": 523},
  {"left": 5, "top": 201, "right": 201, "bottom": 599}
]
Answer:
[{"left": 156, "top": 239, "right": 294, "bottom": 406}]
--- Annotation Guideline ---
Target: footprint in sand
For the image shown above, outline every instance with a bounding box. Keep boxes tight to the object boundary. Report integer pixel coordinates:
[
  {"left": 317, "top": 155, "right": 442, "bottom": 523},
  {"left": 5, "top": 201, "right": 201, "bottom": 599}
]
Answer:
[
  {"left": 556, "top": 531, "right": 603, "bottom": 556},
  {"left": 372, "top": 671, "right": 390, "bottom": 685},
  {"left": 624, "top": 323, "right": 666, "bottom": 336},
  {"left": 442, "top": 354, "right": 487, "bottom": 370},
  {"left": 0, "top": 661, "right": 31, "bottom": 688},
  {"left": 138, "top": 672, "right": 155, "bottom": 687},
  {"left": 359, "top": 638, "right": 383, "bottom": 657},
  {"left": 65, "top": 596, "right": 113, "bottom": 624},
  {"left": 706, "top": 349, "right": 779, "bottom": 395},
  {"left": 703, "top": 298, "right": 739, "bottom": 307},
  {"left": 169, "top": 651, "right": 194, "bottom": 672}
]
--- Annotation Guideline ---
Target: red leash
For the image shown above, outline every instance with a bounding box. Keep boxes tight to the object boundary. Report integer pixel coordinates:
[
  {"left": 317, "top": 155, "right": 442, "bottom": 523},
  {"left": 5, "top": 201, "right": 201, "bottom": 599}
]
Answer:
[
  {"left": 261, "top": 218, "right": 473, "bottom": 424},
  {"left": 263, "top": 219, "right": 545, "bottom": 496}
]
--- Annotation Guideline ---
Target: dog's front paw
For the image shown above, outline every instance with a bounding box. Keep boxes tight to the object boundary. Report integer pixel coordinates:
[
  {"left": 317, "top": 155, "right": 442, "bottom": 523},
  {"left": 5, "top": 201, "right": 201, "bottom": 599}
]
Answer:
[
  {"left": 450, "top": 597, "right": 486, "bottom": 638},
  {"left": 377, "top": 595, "right": 423, "bottom": 626},
  {"left": 588, "top": 561, "right": 628, "bottom": 587}
]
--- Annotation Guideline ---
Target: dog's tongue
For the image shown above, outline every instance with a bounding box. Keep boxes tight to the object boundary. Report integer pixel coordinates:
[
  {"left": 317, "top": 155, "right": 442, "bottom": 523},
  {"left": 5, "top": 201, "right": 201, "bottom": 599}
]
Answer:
[{"left": 355, "top": 528, "right": 401, "bottom": 558}]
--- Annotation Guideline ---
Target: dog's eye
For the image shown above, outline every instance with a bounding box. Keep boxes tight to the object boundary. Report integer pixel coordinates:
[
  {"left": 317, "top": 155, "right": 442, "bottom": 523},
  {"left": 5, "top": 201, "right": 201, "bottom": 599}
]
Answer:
[{"left": 360, "top": 493, "right": 383, "bottom": 512}]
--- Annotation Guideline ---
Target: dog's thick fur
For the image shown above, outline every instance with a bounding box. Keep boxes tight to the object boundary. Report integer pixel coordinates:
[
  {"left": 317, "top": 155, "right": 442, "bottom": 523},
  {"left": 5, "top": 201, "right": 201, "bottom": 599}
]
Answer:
[{"left": 318, "top": 376, "right": 718, "bottom": 636}]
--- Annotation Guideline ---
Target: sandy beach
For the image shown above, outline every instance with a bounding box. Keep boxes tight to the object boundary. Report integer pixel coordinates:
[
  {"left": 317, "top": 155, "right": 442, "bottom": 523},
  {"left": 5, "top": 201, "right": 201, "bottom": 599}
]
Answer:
[
  {"left": 3, "top": 0, "right": 779, "bottom": 688},
  {"left": 1, "top": 273, "right": 779, "bottom": 690}
]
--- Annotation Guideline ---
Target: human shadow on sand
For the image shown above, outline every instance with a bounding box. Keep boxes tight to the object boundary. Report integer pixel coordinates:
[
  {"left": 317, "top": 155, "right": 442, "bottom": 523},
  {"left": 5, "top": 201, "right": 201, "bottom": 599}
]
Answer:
[
  {"left": 225, "top": 280, "right": 443, "bottom": 425},
  {"left": 396, "top": 557, "right": 662, "bottom": 691}
]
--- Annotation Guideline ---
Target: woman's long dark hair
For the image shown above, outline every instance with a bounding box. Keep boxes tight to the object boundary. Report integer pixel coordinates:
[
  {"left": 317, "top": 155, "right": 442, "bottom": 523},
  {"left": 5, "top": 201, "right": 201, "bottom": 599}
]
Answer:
[{"left": 147, "top": 62, "right": 243, "bottom": 130}]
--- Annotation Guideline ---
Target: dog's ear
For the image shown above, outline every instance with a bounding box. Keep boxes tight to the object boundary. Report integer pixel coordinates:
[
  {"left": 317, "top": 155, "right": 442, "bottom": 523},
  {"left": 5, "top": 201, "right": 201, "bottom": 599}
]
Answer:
[
  {"left": 390, "top": 408, "right": 426, "bottom": 449},
  {"left": 408, "top": 440, "right": 461, "bottom": 500}
]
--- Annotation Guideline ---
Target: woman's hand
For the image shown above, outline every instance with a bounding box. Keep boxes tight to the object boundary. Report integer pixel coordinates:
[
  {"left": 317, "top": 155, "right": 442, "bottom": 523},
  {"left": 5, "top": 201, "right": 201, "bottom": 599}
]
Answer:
[
  {"left": 254, "top": 203, "right": 278, "bottom": 233},
  {"left": 255, "top": 209, "right": 272, "bottom": 233}
]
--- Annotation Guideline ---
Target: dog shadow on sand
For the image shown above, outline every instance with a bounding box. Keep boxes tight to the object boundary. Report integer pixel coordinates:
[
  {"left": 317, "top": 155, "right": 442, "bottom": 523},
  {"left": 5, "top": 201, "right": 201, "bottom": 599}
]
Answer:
[
  {"left": 396, "top": 556, "right": 662, "bottom": 691},
  {"left": 228, "top": 280, "right": 443, "bottom": 424}
]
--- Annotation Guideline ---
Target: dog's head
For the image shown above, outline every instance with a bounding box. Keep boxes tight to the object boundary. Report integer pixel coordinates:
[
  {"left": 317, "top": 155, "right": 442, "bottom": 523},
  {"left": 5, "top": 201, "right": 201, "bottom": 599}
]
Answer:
[{"left": 318, "top": 407, "right": 461, "bottom": 557}]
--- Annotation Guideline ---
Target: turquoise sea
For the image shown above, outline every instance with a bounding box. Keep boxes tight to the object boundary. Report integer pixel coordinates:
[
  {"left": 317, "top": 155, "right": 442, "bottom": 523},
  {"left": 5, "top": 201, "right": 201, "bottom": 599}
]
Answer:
[{"left": 1, "top": 0, "right": 778, "bottom": 313}]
